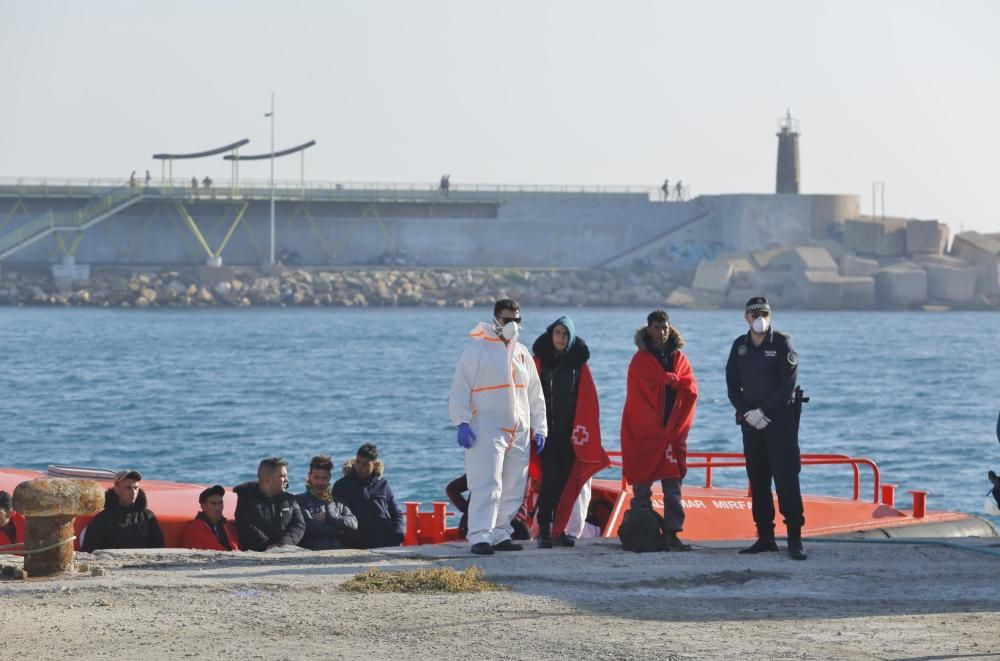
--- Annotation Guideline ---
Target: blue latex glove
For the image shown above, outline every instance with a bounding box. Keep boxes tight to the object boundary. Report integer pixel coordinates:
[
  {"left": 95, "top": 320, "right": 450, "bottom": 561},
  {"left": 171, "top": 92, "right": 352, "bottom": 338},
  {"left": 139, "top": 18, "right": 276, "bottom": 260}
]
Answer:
[
  {"left": 533, "top": 432, "right": 546, "bottom": 453},
  {"left": 457, "top": 422, "right": 476, "bottom": 449}
]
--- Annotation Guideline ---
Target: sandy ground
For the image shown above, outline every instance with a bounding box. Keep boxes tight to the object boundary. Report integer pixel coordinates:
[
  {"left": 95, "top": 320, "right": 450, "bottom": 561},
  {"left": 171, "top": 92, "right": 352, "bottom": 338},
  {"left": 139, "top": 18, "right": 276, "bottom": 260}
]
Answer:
[{"left": 2, "top": 537, "right": 1000, "bottom": 661}]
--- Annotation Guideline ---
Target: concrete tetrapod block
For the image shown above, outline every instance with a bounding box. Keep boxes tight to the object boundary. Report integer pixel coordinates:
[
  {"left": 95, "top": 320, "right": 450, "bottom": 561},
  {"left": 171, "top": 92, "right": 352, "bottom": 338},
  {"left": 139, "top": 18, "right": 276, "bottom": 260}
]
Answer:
[
  {"left": 844, "top": 218, "right": 908, "bottom": 256},
  {"left": 665, "top": 286, "right": 722, "bottom": 309},
  {"left": 12, "top": 478, "right": 105, "bottom": 577},
  {"left": 692, "top": 259, "right": 735, "bottom": 293},
  {"left": 840, "top": 276, "right": 876, "bottom": 309},
  {"left": 912, "top": 254, "right": 973, "bottom": 268},
  {"left": 906, "top": 220, "right": 943, "bottom": 254},
  {"left": 724, "top": 288, "right": 759, "bottom": 309},
  {"left": 875, "top": 267, "right": 928, "bottom": 308},
  {"left": 795, "top": 270, "right": 844, "bottom": 309},
  {"left": 843, "top": 219, "right": 883, "bottom": 255},
  {"left": 878, "top": 220, "right": 908, "bottom": 256},
  {"left": 767, "top": 246, "right": 839, "bottom": 274},
  {"left": 924, "top": 264, "right": 977, "bottom": 303},
  {"left": 950, "top": 231, "right": 1000, "bottom": 296},
  {"left": 840, "top": 254, "right": 880, "bottom": 277}
]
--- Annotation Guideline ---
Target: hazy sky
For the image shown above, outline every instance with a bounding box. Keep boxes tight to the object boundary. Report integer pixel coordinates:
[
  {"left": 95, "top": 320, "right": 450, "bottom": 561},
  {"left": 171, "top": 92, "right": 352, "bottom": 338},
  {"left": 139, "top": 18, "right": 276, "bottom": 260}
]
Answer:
[{"left": 2, "top": 1, "right": 998, "bottom": 232}]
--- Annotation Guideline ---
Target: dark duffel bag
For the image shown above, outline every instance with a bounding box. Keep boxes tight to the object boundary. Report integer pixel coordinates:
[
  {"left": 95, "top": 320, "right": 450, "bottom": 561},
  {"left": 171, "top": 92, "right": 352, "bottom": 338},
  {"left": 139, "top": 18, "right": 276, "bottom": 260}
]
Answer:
[{"left": 618, "top": 506, "right": 666, "bottom": 553}]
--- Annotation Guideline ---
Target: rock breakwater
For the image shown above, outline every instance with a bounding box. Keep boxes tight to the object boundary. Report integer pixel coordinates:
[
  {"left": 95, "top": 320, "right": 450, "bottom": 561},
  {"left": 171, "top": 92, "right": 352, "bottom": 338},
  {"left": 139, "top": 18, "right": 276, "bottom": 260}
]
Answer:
[{"left": 0, "top": 266, "right": 688, "bottom": 308}]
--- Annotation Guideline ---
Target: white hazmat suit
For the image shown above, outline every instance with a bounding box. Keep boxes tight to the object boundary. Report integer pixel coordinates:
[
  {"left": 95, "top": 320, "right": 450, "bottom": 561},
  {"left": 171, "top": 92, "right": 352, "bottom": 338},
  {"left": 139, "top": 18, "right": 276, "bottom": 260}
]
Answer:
[{"left": 449, "top": 321, "right": 547, "bottom": 546}]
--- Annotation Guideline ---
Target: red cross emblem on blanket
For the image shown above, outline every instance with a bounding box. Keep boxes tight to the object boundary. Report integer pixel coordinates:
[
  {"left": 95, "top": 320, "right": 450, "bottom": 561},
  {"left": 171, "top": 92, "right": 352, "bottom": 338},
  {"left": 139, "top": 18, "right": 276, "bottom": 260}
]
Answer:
[
  {"left": 665, "top": 444, "right": 678, "bottom": 465},
  {"left": 572, "top": 425, "right": 590, "bottom": 446}
]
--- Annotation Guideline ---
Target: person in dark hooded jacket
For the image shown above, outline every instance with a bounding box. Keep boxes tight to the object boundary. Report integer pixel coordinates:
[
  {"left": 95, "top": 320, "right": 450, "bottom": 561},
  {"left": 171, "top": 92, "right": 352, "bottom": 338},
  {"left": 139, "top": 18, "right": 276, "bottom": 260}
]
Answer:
[
  {"left": 532, "top": 315, "right": 601, "bottom": 548},
  {"left": 234, "top": 457, "right": 306, "bottom": 551},
  {"left": 82, "top": 470, "right": 165, "bottom": 552},
  {"left": 332, "top": 443, "right": 405, "bottom": 548}
]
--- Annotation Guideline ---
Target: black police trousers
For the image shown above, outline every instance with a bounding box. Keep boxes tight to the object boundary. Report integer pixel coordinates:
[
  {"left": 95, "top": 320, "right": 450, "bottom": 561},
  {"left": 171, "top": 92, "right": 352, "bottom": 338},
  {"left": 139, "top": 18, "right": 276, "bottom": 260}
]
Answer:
[{"left": 741, "top": 412, "right": 805, "bottom": 537}]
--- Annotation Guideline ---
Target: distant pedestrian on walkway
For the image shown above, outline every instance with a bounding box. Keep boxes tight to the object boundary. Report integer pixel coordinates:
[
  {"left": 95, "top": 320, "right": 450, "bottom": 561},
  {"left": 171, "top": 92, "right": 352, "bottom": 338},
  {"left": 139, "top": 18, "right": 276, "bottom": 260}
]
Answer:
[
  {"left": 129, "top": 171, "right": 137, "bottom": 189},
  {"left": 661, "top": 179, "right": 670, "bottom": 201},
  {"left": 674, "top": 180, "right": 684, "bottom": 201},
  {"left": 439, "top": 174, "right": 450, "bottom": 196}
]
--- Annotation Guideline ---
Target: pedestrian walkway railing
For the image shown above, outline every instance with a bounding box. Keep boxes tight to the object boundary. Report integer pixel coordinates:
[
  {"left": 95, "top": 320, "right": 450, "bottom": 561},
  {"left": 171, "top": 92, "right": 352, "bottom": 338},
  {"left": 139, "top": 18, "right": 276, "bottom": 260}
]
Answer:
[
  {"left": 0, "top": 186, "right": 143, "bottom": 260},
  {"left": 606, "top": 451, "right": 882, "bottom": 504},
  {"left": 0, "top": 176, "right": 668, "bottom": 202}
]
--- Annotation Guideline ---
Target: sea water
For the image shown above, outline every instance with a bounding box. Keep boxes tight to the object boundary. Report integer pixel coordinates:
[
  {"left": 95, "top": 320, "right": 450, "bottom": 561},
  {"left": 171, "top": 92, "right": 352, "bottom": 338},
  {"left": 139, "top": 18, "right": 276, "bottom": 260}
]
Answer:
[{"left": 1, "top": 307, "right": 998, "bottom": 523}]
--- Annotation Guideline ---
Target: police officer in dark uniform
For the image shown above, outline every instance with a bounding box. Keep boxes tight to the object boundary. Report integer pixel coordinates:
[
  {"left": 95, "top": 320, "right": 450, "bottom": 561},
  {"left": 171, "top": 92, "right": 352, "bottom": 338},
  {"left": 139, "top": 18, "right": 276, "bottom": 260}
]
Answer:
[{"left": 725, "top": 296, "right": 806, "bottom": 560}]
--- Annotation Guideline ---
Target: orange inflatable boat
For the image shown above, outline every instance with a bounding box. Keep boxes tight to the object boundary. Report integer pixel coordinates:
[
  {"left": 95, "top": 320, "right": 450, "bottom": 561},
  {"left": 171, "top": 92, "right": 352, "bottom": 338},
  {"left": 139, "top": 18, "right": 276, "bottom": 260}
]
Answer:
[
  {"left": 2, "top": 454, "right": 995, "bottom": 553},
  {"left": 402, "top": 451, "right": 998, "bottom": 545}
]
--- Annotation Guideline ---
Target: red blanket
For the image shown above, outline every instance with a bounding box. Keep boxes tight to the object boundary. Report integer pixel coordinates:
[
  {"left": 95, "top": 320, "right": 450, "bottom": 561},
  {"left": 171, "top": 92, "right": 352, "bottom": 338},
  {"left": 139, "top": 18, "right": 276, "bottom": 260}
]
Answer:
[
  {"left": 179, "top": 517, "right": 240, "bottom": 551},
  {"left": 532, "top": 359, "right": 611, "bottom": 537},
  {"left": 0, "top": 511, "right": 25, "bottom": 550},
  {"left": 620, "top": 349, "right": 698, "bottom": 484}
]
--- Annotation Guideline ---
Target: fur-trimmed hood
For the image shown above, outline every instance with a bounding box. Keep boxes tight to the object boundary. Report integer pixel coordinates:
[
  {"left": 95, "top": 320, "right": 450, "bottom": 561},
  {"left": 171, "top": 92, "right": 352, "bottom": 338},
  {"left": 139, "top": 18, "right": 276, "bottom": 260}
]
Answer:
[
  {"left": 102, "top": 487, "right": 150, "bottom": 511},
  {"left": 532, "top": 333, "right": 591, "bottom": 369},
  {"left": 342, "top": 458, "right": 384, "bottom": 479},
  {"left": 633, "top": 326, "right": 684, "bottom": 353}
]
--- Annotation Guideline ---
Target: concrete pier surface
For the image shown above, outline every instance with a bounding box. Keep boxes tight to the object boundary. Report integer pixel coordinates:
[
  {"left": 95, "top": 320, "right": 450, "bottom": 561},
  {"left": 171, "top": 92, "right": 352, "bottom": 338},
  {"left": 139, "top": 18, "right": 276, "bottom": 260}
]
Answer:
[{"left": 2, "top": 538, "right": 999, "bottom": 660}]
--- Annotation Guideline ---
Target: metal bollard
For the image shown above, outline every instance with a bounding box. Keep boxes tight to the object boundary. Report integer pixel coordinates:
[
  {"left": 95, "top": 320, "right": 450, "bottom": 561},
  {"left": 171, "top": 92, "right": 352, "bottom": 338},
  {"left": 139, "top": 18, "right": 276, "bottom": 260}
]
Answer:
[{"left": 12, "top": 478, "right": 104, "bottom": 577}]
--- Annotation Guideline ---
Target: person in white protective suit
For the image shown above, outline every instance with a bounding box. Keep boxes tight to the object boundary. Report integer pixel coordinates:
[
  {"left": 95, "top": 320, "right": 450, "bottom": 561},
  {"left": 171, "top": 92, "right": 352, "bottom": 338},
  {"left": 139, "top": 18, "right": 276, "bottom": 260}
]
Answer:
[{"left": 449, "top": 299, "right": 548, "bottom": 555}]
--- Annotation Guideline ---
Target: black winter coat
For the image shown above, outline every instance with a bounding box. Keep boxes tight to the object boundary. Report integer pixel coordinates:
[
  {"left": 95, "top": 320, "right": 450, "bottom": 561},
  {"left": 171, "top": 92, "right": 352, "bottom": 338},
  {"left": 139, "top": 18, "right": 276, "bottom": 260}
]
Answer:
[
  {"left": 532, "top": 334, "right": 590, "bottom": 443},
  {"left": 332, "top": 468, "right": 404, "bottom": 549},
  {"left": 81, "top": 488, "right": 165, "bottom": 552},
  {"left": 294, "top": 491, "right": 358, "bottom": 551},
  {"left": 233, "top": 482, "right": 306, "bottom": 551}
]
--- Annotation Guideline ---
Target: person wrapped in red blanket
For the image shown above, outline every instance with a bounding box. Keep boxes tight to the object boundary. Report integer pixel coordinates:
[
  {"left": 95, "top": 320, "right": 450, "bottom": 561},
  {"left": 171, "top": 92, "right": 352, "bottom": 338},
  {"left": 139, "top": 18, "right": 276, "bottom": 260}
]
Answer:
[
  {"left": 0, "top": 490, "right": 25, "bottom": 551},
  {"left": 531, "top": 316, "right": 611, "bottom": 548},
  {"left": 180, "top": 485, "right": 240, "bottom": 551},
  {"left": 620, "top": 309, "right": 698, "bottom": 551}
]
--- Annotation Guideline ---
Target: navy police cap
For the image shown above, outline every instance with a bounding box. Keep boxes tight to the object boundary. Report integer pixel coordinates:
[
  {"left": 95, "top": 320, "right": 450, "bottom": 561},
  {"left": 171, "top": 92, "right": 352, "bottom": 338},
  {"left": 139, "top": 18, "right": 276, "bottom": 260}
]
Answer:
[{"left": 745, "top": 296, "right": 771, "bottom": 313}]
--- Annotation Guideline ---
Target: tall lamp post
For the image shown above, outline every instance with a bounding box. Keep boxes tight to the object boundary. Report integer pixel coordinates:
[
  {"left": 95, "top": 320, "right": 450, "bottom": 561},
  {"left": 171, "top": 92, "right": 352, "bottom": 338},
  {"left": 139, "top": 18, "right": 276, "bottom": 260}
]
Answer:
[{"left": 265, "top": 92, "right": 276, "bottom": 265}]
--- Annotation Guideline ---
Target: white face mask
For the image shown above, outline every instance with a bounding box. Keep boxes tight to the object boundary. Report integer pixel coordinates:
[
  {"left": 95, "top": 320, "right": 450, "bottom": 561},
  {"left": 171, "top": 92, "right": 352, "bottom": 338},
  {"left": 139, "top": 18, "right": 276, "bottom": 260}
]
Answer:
[
  {"left": 501, "top": 321, "right": 519, "bottom": 340},
  {"left": 751, "top": 316, "right": 769, "bottom": 334}
]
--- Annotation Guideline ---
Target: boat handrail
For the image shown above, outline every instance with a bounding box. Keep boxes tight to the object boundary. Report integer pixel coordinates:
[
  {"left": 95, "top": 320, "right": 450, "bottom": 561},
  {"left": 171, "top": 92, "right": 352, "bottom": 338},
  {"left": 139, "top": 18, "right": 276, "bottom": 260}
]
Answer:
[
  {"left": 46, "top": 465, "right": 118, "bottom": 480},
  {"left": 605, "top": 451, "right": 882, "bottom": 504}
]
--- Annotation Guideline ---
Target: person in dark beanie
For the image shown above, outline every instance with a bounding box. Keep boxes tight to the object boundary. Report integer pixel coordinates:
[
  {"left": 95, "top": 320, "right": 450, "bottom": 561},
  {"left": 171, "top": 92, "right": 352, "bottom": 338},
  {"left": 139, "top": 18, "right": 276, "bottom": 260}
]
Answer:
[
  {"left": 333, "top": 444, "right": 405, "bottom": 548},
  {"left": 180, "top": 485, "right": 240, "bottom": 551},
  {"left": 81, "top": 470, "right": 165, "bottom": 552}
]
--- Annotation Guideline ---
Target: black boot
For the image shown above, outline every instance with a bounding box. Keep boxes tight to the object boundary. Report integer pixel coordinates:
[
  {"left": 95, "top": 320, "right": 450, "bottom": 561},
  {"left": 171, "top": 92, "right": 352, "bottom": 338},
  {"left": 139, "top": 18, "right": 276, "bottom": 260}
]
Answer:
[
  {"left": 471, "top": 542, "right": 495, "bottom": 556},
  {"left": 537, "top": 522, "right": 553, "bottom": 549},
  {"left": 787, "top": 527, "right": 807, "bottom": 561},
  {"left": 665, "top": 531, "right": 691, "bottom": 552},
  {"left": 553, "top": 533, "right": 575, "bottom": 547},
  {"left": 739, "top": 537, "right": 779, "bottom": 554}
]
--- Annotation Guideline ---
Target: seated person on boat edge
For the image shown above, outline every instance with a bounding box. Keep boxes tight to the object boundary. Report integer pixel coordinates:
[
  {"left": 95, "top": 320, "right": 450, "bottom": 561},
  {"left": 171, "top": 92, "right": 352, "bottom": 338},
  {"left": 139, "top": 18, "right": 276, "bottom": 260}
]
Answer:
[
  {"left": 0, "top": 490, "right": 26, "bottom": 550},
  {"left": 81, "top": 470, "right": 165, "bottom": 552},
  {"left": 295, "top": 455, "right": 358, "bottom": 550},
  {"left": 234, "top": 457, "right": 306, "bottom": 551},
  {"left": 445, "top": 473, "right": 533, "bottom": 541},
  {"left": 180, "top": 485, "right": 240, "bottom": 551},
  {"left": 332, "top": 443, "right": 405, "bottom": 549}
]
